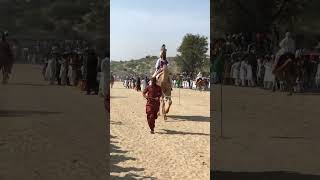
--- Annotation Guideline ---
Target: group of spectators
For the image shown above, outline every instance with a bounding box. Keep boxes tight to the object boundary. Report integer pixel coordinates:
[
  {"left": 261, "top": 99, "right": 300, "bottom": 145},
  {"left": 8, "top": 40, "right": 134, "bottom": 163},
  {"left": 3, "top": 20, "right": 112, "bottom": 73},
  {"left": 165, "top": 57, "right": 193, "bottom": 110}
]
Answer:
[
  {"left": 119, "top": 72, "right": 210, "bottom": 91},
  {"left": 42, "top": 42, "right": 109, "bottom": 96},
  {"left": 213, "top": 31, "right": 320, "bottom": 92}
]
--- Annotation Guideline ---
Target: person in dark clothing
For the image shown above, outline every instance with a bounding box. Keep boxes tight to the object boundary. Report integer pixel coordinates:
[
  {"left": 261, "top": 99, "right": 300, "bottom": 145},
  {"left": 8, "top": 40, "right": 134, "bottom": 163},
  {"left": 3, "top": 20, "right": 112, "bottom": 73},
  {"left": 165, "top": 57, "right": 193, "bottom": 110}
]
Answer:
[
  {"left": 246, "top": 49, "right": 258, "bottom": 85},
  {"left": 86, "top": 49, "right": 99, "bottom": 95},
  {"left": 142, "top": 77, "right": 162, "bottom": 134},
  {"left": 144, "top": 76, "right": 149, "bottom": 85},
  {"left": 136, "top": 76, "right": 141, "bottom": 91},
  {"left": 54, "top": 52, "right": 61, "bottom": 85}
]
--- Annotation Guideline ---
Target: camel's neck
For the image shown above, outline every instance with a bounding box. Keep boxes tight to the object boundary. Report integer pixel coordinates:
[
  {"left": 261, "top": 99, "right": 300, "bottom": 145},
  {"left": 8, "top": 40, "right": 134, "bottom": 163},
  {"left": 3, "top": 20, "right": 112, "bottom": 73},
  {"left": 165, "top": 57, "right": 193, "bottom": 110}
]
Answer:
[
  {"left": 162, "top": 67, "right": 168, "bottom": 79},
  {"left": 159, "top": 67, "right": 171, "bottom": 95}
]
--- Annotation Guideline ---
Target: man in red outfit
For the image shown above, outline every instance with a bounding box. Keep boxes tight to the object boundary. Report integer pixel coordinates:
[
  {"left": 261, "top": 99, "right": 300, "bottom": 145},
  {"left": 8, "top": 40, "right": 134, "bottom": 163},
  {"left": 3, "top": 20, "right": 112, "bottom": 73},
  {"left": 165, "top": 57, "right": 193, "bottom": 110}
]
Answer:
[{"left": 142, "top": 77, "right": 162, "bottom": 134}]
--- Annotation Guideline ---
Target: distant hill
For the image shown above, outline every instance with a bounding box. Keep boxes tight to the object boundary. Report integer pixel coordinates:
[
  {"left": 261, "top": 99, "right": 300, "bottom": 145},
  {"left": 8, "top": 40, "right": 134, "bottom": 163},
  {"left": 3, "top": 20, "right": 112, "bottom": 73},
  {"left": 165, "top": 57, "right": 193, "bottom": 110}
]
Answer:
[{"left": 111, "top": 56, "right": 178, "bottom": 77}]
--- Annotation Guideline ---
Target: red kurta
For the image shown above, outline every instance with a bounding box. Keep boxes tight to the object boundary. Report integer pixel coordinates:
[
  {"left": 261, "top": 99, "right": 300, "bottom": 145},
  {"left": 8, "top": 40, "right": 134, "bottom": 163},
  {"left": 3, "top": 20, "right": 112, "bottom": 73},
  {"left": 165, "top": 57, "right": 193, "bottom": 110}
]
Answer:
[{"left": 143, "top": 85, "right": 162, "bottom": 131}]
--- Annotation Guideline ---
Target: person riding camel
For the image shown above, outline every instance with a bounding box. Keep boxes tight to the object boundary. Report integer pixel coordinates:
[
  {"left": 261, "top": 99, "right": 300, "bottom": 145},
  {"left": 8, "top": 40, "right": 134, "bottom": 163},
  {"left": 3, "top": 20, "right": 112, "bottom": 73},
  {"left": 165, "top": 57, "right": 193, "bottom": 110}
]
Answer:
[
  {"left": 152, "top": 44, "right": 168, "bottom": 78},
  {"left": 196, "top": 72, "right": 203, "bottom": 83},
  {"left": 273, "top": 32, "right": 295, "bottom": 71}
]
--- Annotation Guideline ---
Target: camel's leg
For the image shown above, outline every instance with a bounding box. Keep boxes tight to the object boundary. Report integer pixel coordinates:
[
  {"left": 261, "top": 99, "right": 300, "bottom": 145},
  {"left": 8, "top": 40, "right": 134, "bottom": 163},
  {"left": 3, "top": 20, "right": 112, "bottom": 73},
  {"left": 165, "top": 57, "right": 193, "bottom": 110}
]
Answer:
[
  {"left": 165, "top": 98, "right": 172, "bottom": 114},
  {"left": 2, "top": 68, "right": 8, "bottom": 85},
  {"left": 287, "top": 77, "right": 294, "bottom": 96},
  {"left": 272, "top": 80, "right": 276, "bottom": 92},
  {"left": 162, "top": 99, "right": 167, "bottom": 120}
]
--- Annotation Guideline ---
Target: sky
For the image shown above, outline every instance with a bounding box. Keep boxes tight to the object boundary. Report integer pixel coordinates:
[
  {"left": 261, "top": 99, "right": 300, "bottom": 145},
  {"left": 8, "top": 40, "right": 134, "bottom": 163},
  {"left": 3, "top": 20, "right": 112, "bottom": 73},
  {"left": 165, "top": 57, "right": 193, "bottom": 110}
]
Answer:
[{"left": 110, "top": 0, "right": 210, "bottom": 61}]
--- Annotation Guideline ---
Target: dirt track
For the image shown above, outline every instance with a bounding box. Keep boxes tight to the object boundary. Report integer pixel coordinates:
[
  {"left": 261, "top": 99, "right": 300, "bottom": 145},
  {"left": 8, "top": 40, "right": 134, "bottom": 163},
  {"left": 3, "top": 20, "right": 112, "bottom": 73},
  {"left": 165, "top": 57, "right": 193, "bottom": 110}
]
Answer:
[
  {"left": 0, "top": 64, "right": 107, "bottom": 180},
  {"left": 212, "top": 85, "right": 320, "bottom": 177},
  {"left": 110, "top": 82, "right": 210, "bottom": 180}
]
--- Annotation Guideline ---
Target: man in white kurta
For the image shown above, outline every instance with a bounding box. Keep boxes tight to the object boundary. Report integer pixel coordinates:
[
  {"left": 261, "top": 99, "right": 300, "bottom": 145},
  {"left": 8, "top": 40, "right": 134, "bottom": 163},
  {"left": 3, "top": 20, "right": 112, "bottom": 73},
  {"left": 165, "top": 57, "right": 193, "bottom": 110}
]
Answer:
[
  {"left": 45, "top": 55, "right": 57, "bottom": 85},
  {"left": 152, "top": 44, "right": 168, "bottom": 78},
  {"left": 230, "top": 60, "right": 240, "bottom": 86},
  {"left": 59, "top": 53, "right": 68, "bottom": 85},
  {"left": 99, "top": 56, "right": 109, "bottom": 97},
  {"left": 240, "top": 60, "right": 247, "bottom": 86}
]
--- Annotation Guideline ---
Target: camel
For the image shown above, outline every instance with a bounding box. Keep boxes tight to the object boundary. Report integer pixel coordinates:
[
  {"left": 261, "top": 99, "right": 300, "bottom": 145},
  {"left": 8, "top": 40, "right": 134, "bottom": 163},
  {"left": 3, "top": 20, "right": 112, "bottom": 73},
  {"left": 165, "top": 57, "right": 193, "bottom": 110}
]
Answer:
[
  {"left": 272, "top": 53, "right": 300, "bottom": 96},
  {"left": 196, "top": 78, "right": 208, "bottom": 91},
  {"left": 156, "top": 66, "right": 172, "bottom": 120}
]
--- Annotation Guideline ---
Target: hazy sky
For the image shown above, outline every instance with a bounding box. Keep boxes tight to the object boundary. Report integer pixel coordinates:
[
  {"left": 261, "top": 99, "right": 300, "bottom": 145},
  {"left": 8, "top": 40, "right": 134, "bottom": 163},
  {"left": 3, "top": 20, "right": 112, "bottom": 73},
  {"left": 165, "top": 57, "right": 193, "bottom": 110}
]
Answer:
[{"left": 110, "top": 0, "right": 210, "bottom": 61}]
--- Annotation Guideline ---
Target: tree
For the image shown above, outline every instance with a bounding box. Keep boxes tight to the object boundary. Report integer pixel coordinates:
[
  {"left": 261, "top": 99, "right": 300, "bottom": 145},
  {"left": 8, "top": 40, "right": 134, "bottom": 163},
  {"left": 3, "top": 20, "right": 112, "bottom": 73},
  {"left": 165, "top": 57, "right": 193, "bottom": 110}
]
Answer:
[
  {"left": 175, "top": 34, "right": 208, "bottom": 76},
  {"left": 215, "top": 0, "right": 310, "bottom": 33}
]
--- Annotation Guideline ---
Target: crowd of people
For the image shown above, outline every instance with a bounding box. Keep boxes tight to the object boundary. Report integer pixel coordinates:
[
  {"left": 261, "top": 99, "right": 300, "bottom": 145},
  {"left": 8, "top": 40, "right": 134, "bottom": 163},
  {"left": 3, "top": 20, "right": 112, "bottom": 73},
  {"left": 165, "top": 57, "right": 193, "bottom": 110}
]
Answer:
[
  {"left": 7, "top": 39, "right": 90, "bottom": 64},
  {"left": 42, "top": 41, "right": 109, "bottom": 96},
  {"left": 119, "top": 72, "right": 210, "bottom": 92},
  {"left": 213, "top": 31, "right": 320, "bottom": 92}
]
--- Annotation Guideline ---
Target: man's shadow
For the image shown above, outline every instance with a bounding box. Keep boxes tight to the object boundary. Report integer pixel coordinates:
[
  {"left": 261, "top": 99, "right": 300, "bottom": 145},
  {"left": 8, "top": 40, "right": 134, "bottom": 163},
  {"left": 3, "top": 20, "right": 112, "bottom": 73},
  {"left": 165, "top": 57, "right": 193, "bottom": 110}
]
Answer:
[
  {"left": 157, "top": 129, "right": 209, "bottom": 136},
  {"left": 110, "top": 135, "right": 157, "bottom": 179},
  {"left": 166, "top": 115, "right": 210, "bottom": 122}
]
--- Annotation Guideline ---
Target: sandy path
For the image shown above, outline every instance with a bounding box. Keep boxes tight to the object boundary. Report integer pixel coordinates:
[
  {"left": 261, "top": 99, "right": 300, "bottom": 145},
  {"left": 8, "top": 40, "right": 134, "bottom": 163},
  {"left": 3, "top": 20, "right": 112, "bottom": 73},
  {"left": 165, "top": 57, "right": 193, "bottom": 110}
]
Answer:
[
  {"left": 0, "top": 64, "right": 107, "bottom": 180},
  {"left": 212, "top": 85, "right": 320, "bottom": 177},
  {"left": 110, "top": 82, "right": 210, "bottom": 180}
]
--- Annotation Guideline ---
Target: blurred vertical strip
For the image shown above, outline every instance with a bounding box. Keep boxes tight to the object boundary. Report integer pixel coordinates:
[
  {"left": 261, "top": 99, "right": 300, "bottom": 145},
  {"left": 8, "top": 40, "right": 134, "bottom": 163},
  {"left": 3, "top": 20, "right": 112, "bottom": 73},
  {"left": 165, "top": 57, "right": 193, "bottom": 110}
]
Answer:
[
  {"left": 104, "top": 0, "right": 111, "bottom": 177},
  {"left": 210, "top": 0, "right": 215, "bottom": 179}
]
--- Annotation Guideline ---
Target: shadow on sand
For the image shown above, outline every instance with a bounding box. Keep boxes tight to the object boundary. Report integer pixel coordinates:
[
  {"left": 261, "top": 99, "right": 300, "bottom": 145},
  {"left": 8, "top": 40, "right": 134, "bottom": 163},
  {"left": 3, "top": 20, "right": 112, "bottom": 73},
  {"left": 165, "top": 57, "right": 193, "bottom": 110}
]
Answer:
[
  {"left": 111, "top": 121, "right": 123, "bottom": 125},
  {"left": 212, "top": 171, "right": 320, "bottom": 180},
  {"left": 157, "top": 129, "right": 209, "bottom": 136},
  {"left": 110, "top": 135, "right": 156, "bottom": 180},
  {"left": 7, "top": 83, "right": 47, "bottom": 87},
  {"left": 110, "top": 96, "right": 127, "bottom": 99},
  {"left": 0, "top": 110, "right": 61, "bottom": 117},
  {"left": 166, "top": 115, "right": 210, "bottom": 122}
]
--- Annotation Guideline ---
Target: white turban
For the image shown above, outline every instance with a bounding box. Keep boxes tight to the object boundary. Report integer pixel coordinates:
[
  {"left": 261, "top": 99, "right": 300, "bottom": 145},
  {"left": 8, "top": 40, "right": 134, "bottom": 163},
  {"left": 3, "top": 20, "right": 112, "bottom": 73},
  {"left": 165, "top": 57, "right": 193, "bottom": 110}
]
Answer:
[{"left": 285, "top": 32, "right": 291, "bottom": 38}]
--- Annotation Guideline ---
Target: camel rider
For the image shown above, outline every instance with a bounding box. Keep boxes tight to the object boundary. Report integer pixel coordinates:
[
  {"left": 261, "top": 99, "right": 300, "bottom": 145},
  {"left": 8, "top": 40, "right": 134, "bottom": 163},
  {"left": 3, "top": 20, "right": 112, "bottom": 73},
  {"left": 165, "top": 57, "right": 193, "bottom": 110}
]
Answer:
[
  {"left": 196, "top": 72, "right": 203, "bottom": 83},
  {"left": 273, "top": 32, "right": 295, "bottom": 70},
  {"left": 152, "top": 44, "right": 168, "bottom": 78}
]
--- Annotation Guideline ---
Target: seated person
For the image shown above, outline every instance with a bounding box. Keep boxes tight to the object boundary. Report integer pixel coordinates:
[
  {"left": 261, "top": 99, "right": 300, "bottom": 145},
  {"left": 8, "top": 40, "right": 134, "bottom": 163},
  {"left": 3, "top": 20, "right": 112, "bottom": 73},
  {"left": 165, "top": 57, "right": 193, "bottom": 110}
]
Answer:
[
  {"left": 152, "top": 51, "right": 168, "bottom": 78},
  {"left": 196, "top": 72, "right": 203, "bottom": 83}
]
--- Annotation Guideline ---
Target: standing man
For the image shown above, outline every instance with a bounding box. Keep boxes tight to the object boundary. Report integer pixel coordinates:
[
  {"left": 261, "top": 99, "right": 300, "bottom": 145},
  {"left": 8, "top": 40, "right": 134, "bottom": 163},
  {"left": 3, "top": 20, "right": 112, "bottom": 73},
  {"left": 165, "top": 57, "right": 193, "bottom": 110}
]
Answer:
[
  {"left": 99, "top": 53, "right": 109, "bottom": 97},
  {"left": 54, "top": 49, "right": 62, "bottom": 85},
  {"left": 85, "top": 48, "right": 99, "bottom": 95},
  {"left": 0, "top": 31, "right": 14, "bottom": 84},
  {"left": 103, "top": 51, "right": 110, "bottom": 113},
  {"left": 59, "top": 51, "right": 69, "bottom": 85},
  {"left": 45, "top": 48, "right": 57, "bottom": 85},
  {"left": 142, "top": 77, "right": 162, "bottom": 134},
  {"left": 136, "top": 76, "right": 141, "bottom": 91}
]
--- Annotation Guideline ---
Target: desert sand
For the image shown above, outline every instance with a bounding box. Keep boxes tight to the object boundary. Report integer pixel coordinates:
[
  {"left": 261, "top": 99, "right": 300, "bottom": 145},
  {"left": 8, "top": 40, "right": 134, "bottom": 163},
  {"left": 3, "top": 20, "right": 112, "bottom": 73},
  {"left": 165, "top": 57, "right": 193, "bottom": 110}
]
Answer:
[
  {"left": 212, "top": 85, "right": 320, "bottom": 178},
  {"left": 110, "top": 82, "right": 210, "bottom": 180},
  {"left": 0, "top": 64, "right": 107, "bottom": 180}
]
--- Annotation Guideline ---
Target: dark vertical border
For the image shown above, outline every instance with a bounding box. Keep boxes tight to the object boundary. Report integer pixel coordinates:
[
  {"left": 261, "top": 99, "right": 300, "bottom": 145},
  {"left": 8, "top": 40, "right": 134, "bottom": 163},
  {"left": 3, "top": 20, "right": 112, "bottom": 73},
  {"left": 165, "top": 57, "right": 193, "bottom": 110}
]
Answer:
[
  {"left": 210, "top": 0, "right": 215, "bottom": 179},
  {"left": 104, "top": 0, "right": 111, "bottom": 177}
]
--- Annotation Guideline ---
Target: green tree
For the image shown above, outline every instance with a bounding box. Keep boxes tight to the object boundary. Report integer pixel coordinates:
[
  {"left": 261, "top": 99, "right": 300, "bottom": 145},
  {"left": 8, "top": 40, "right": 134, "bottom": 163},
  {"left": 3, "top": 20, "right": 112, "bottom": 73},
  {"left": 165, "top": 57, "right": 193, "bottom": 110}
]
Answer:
[
  {"left": 175, "top": 34, "right": 208, "bottom": 76},
  {"left": 215, "top": 0, "right": 310, "bottom": 33}
]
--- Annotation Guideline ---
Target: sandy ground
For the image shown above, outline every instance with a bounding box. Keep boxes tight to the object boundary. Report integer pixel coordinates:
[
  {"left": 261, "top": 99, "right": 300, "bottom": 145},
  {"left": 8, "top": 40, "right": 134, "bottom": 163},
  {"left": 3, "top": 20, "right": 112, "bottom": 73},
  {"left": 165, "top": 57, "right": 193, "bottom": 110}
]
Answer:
[
  {"left": 110, "top": 82, "right": 210, "bottom": 180},
  {"left": 0, "top": 64, "right": 107, "bottom": 180},
  {"left": 212, "top": 85, "right": 320, "bottom": 178}
]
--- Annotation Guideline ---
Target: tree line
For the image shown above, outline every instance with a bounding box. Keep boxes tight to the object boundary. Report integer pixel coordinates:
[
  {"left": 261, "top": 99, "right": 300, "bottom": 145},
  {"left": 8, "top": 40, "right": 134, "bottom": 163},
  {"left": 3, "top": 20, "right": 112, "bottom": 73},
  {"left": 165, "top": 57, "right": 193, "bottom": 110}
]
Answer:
[{"left": 0, "top": 0, "right": 108, "bottom": 47}]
